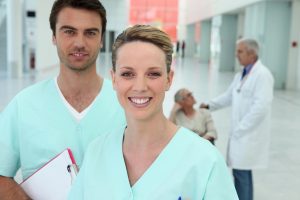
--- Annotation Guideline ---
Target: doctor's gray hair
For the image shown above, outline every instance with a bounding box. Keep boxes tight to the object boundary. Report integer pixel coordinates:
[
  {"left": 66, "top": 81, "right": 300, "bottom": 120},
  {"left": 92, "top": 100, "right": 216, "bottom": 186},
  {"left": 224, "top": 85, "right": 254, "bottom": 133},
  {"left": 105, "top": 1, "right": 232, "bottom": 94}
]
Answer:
[{"left": 237, "top": 38, "right": 259, "bottom": 56}]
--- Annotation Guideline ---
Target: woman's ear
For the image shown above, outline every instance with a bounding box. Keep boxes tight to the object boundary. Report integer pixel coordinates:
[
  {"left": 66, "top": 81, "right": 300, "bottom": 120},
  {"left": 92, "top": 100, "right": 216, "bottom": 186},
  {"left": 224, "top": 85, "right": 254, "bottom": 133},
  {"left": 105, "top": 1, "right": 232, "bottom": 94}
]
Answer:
[
  {"left": 166, "top": 70, "right": 174, "bottom": 91},
  {"left": 110, "top": 69, "right": 116, "bottom": 90}
]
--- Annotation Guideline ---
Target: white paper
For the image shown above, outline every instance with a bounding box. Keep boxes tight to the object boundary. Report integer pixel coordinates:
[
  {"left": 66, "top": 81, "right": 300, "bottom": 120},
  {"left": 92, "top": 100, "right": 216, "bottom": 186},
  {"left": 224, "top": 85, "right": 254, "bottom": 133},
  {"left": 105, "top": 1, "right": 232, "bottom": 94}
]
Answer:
[{"left": 21, "top": 149, "right": 77, "bottom": 200}]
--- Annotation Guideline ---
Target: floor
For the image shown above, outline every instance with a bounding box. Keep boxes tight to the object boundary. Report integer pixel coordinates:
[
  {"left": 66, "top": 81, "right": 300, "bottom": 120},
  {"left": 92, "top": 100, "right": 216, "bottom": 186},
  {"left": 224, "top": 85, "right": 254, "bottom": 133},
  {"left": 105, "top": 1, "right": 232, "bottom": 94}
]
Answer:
[{"left": 1, "top": 55, "right": 300, "bottom": 200}]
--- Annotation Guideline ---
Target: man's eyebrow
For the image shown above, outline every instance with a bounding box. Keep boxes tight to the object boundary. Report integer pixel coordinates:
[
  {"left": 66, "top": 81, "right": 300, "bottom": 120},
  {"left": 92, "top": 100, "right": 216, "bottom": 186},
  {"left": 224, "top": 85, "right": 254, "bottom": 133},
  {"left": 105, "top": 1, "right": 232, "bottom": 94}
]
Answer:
[
  {"left": 85, "top": 28, "right": 100, "bottom": 33},
  {"left": 59, "top": 26, "right": 100, "bottom": 33},
  {"left": 59, "top": 25, "right": 76, "bottom": 31}
]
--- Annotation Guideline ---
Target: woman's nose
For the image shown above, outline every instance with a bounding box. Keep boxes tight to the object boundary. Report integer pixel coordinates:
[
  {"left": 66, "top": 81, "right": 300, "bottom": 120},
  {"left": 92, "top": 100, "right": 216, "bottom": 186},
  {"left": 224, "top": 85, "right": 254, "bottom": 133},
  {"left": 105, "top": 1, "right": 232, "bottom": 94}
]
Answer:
[{"left": 133, "top": 76, "right": 148, "bottom": 92}]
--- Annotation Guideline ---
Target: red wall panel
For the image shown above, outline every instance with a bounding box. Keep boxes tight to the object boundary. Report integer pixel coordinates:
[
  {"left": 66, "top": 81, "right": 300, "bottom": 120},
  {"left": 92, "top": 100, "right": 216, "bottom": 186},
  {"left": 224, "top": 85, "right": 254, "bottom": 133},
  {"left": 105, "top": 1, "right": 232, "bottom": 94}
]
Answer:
[{"left": 130, "top": 0, "right": 178, "bottom": 41}]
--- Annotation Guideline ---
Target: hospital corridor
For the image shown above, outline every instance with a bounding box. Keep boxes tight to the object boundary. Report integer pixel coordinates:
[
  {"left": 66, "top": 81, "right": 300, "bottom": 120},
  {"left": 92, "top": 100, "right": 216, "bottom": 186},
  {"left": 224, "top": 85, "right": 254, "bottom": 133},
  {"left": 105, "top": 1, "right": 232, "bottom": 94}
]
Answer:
[
  {"left": 1, "top": 0, "right": 300, "bottom": 199},
  {"left": 1, "top": 55, "right": 300, "bottom": 199}
]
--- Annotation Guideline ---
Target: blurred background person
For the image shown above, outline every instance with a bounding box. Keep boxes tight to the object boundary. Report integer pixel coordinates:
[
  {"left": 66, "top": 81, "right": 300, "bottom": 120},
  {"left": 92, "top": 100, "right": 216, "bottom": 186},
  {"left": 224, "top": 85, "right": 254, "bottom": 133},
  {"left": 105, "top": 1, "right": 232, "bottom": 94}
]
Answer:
[
  {"left": 181, "top": 40, "right": 186, "bottom": 58},
  {"left": 176, "top": 40, "right": 180, "bottom": 56},
  {"left": 201, "top": 38, "right": 274, "bottom": 200},
  {"left": 169, "top": 88, "right": 217, "bottom": 144}
]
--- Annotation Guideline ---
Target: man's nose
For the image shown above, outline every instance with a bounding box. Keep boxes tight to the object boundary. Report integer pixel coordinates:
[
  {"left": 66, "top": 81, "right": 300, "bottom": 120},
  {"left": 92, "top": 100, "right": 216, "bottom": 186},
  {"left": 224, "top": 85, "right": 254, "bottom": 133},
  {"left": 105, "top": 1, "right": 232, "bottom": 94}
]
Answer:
[{"left": 73, "top": 34, "right": 86, "bottom": 48}]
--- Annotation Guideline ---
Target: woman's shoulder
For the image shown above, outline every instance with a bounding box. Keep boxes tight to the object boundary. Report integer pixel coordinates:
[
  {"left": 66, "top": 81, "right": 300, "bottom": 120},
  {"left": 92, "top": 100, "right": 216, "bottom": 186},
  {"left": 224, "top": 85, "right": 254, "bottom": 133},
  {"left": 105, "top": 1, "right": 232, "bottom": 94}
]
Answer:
[
  {"left": 177, "top": 127, "right": 223, "bottom": 165},
  {"left": 178, "top": 128, "right": 215, "bottom": 152},
  {"left": 86, "top": 126, "right": 125, "bottom": 156}
]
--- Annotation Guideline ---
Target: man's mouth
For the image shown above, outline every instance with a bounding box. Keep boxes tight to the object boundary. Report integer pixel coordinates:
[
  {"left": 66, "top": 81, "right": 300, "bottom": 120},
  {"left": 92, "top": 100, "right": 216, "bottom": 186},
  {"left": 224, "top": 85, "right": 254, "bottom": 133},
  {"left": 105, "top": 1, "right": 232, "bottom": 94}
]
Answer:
[{"left": 70, "top": 52, "right": 88, "bottom": 58}]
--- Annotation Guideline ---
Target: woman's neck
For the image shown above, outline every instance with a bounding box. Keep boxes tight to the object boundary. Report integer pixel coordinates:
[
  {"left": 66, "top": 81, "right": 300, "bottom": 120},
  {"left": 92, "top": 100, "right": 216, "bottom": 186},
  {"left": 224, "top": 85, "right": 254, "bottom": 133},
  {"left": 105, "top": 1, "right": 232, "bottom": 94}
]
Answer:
[
  {"left": 124, "top": 115, "right": 177, "bottom": 149},
  {"left": 122, "top": 113, "right": 179, "bottom": 187}
]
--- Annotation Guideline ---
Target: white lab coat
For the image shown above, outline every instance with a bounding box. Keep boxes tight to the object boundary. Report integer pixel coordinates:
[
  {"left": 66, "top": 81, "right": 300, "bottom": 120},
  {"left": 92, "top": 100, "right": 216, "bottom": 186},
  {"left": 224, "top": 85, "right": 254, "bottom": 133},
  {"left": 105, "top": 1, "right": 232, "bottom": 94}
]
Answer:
[{"left": 209, "top": 60, "right": 274, "bottom": 169}]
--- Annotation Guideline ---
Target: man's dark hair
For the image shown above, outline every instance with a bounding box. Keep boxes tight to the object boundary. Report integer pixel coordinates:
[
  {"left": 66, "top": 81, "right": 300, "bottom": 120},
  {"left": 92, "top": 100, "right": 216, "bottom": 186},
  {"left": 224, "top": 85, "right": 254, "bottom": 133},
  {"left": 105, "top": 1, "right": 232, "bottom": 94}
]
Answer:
[{"left": 49, "top": 0, "right": 107, "bottom": 36}]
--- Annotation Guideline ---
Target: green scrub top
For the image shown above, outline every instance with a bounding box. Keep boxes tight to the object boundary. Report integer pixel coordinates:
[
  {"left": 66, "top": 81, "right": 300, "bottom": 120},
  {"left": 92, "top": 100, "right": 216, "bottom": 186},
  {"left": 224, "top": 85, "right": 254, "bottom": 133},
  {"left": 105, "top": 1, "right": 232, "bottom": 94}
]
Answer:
[
  {"left": 0, "top": 78, "right": 126, "bottom": 179},
  {"left": 69, "top": 127, "right": 238, "bottom": 200}
]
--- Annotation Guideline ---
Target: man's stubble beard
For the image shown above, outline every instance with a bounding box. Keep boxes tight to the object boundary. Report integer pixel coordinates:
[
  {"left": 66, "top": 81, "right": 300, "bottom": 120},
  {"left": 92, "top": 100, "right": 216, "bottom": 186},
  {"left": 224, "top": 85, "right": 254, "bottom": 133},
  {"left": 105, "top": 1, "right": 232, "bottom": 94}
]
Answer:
[
  {"left": 61, "top": 51, "right": 99, "bottom": 72},
  {"left": 66, "top": 58, "right": 96, "bottom": 72}
]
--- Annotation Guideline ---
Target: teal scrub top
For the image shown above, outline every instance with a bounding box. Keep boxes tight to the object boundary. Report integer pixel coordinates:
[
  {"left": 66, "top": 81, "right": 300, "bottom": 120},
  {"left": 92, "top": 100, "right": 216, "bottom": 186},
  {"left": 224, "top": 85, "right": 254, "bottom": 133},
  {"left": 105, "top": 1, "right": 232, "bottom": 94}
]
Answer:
[
  {"left": 69, "top": 127, "right": 238, "bottom": 200},
  {"left": 0, "top": 78, "right": 126, "bottom": 179}
]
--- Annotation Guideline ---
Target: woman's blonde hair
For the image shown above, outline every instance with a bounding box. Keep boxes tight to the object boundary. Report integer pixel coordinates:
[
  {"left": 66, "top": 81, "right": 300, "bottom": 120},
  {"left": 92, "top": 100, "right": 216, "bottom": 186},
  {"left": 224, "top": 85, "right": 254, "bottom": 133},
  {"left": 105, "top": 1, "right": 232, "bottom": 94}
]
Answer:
[{"left": 112, "top": 24, "right": 173, "bottom": 73}]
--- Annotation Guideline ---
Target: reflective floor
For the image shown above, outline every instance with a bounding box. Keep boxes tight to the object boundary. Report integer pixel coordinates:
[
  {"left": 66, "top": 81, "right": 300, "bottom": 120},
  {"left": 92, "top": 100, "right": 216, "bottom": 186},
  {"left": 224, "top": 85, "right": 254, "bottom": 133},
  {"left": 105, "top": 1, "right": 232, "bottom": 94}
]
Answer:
[{"left": 1, "top": 55, "right": 300, "bottom": 200}]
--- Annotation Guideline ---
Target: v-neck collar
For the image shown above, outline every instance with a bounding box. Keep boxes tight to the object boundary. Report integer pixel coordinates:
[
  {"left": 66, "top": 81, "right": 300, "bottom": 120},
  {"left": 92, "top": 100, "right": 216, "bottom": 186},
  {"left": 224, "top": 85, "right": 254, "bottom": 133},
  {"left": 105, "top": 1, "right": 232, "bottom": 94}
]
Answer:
[
  {"left": 114, "top": 127, "right": 188, "bottom": 197},
  {"left": 52, "top": 78, "right": 108, "bottom": 124}
]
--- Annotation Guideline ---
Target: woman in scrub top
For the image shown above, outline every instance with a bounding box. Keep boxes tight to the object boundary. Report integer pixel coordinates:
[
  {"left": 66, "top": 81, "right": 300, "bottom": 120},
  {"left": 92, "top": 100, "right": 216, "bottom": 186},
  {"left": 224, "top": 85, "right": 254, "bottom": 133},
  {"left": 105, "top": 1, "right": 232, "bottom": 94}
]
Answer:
[{"left": 68, "top": 25, "right": 238, "bottom": 200}]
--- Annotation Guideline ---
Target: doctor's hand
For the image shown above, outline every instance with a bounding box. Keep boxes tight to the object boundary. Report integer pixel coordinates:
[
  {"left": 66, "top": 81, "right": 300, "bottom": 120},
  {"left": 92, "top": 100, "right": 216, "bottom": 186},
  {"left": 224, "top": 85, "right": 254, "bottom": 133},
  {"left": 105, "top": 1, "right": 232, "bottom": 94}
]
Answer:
[
  {"left": 203, "top": 134, "right": 214, "bottom": 141},
  {"left": 200, "top": 103, "right": 209, "bottom": 109}
]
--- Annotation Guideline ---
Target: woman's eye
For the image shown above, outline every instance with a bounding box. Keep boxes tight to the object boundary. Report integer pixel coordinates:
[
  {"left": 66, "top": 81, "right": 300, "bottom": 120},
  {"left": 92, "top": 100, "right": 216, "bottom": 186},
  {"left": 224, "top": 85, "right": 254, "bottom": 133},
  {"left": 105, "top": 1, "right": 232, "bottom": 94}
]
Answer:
[
  {"left": 148, "top": 72, "right": 162, "bottom": 78},
  {"left": 120, "top": 72, "right": 134, "bottom": 78}
]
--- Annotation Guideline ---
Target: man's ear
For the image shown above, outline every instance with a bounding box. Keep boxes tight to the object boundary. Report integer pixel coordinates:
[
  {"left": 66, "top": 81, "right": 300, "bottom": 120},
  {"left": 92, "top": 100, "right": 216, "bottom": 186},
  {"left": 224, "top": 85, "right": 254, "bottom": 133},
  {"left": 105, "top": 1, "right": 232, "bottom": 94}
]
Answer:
[
  {"left": 166, "top": 70, "right": 174, "bottom": 91},
  {"left": 177, "top": 101, "right": 183, "bottom": 106},
  {"left": 110, "top": 69, "right": 116, "bottom": 90},
  {"left": 52, "top": 35, "right": 57, "bottom": 45}
]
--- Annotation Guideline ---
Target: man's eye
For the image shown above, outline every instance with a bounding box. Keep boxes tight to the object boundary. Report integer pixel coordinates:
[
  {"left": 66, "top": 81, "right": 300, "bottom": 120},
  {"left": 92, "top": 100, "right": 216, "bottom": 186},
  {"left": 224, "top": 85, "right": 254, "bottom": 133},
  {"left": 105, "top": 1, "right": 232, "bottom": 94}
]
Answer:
[
  {"left": 86, "top": 31, "right": 97, "bottom": 36},
  {"left": 64, "top": 30, "right": 75, "bottom": 35}
]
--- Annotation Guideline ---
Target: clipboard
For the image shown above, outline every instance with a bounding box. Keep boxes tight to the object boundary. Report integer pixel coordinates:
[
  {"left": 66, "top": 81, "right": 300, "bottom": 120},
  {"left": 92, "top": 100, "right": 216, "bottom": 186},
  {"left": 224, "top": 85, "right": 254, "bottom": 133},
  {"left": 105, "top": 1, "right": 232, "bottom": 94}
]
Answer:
[{"left": 20, "top": 148, "right": 78, "bottom": 200}]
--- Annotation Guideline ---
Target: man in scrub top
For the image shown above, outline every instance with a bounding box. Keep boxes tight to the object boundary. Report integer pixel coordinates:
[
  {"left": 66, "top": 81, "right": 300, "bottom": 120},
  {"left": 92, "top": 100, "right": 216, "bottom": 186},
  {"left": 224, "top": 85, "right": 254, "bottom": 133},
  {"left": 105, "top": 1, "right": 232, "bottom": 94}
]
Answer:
[{"left": 0, "top": 0, "right": 125, "bottom": 199}]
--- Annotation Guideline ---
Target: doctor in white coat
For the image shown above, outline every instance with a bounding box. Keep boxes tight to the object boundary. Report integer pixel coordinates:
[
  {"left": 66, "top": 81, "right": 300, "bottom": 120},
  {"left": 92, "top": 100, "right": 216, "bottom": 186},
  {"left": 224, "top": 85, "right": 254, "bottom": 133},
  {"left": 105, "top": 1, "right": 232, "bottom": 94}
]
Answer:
[{"left": 201, "top": 38, "right": 274, "bottom": 200}]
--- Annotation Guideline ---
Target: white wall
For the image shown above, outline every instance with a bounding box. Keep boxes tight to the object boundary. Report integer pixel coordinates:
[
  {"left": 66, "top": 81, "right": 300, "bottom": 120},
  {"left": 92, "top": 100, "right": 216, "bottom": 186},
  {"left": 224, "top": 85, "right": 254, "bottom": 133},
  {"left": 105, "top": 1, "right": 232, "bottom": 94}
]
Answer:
[
  {"left": 287, "top": 0, "right": 300, "bottom": 90},
  {"left": 7, "top": 0, "right": 23, "bottom": 77},
  {"left": 184, "top": 0, "right": 262, "bottom": 24},
  {"left": 235, "top": 11, "right": 245, "bottom": 71},
  {"left": 210, "top": 16, "right": 222, "bottom": 70},
  {"left": 183, "top": 0, "right": 293, "bottom": 89},
  {"left": 219, "top": 14, "right": 238, "bottom": 71},
  {"left": 199, "top": 20, "right": 212, "bottom": 62},
  {"left": 178, "top": 0, "right": 187, "bottom": 40},
  {"left": 184, "top": 0, "right": 292, "bottom": 24},
  {"left": 36, "top": 0, "right": 57, "bottom": 71},
  {"left": 243, "top": 1, "right": 291, "bottom": 89},
  {"left": 185, "top": 24, "right": 196, "bottom": 57},
  {"left": 298, "top": 39, "right": 300, "bottom": 90},
  {"left": 24, "top": 0, "right": 37, "bottom": 72},
  {"left": 102, "top": 0, "right": 129, "bottom": 33},
  {"left": 25, "top": 0, "right": 35, "bottom": 10}
]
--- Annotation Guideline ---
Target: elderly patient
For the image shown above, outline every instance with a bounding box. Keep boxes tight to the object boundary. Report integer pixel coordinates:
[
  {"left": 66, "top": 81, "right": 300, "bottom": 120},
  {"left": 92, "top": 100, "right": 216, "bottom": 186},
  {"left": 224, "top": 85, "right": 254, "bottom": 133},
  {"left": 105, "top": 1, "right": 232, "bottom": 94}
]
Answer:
[{"left": 169, "top": 88, "right": 217, "bottom": 144}]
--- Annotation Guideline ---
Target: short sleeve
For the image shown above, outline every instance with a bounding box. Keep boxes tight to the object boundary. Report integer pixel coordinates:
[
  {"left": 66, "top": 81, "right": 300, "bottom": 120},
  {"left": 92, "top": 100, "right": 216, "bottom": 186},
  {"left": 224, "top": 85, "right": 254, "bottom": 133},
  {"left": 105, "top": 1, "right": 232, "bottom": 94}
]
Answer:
[
  {"left": 0, "top": 97, "right": 21, "bottom": 177},
  {"left": 203, "top": 151, "right": 239, "bottom": 200}
]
